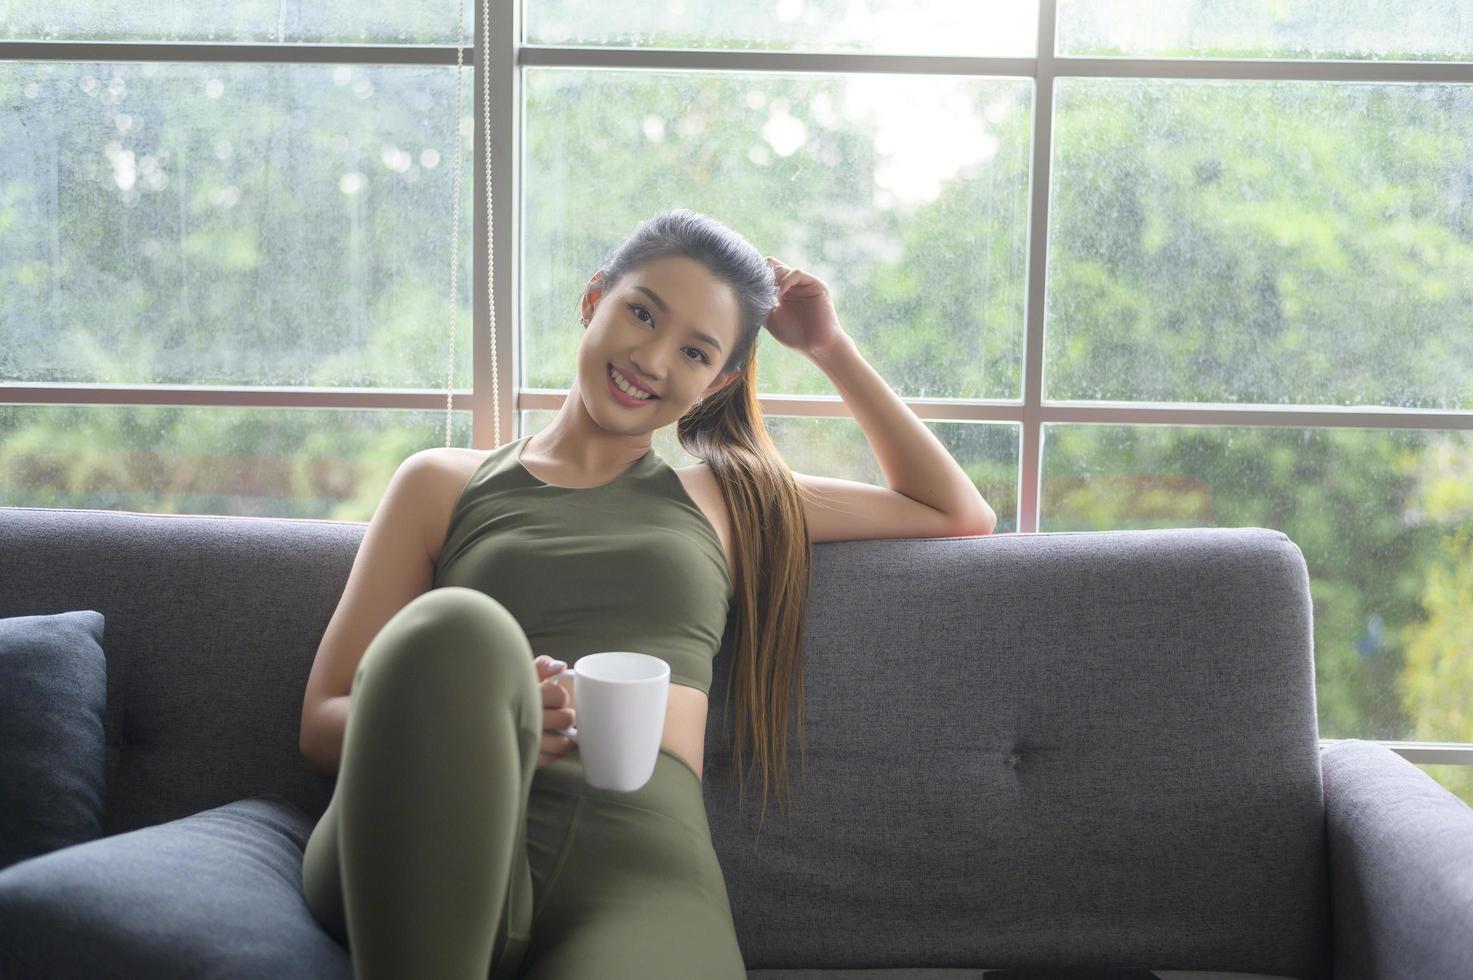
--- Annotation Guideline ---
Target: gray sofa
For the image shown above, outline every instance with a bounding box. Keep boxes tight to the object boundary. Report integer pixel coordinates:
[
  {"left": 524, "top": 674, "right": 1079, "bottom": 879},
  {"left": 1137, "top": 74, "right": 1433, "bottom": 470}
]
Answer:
[{"left": 1, "top": 505, "right": 1470, "bottom": 979}]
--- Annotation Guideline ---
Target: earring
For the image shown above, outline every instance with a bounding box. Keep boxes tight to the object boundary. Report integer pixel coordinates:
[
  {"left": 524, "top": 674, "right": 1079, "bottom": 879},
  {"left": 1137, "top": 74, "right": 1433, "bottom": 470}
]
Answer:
[{"left": 694, "top": 396, "right": 704, "bottom": 406}]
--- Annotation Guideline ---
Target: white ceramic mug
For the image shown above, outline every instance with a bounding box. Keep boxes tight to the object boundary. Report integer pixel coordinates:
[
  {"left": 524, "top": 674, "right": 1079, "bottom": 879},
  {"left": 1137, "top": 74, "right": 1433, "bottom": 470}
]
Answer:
[{"left": 550, "top": 651, "right": 669, "bottom": 792}]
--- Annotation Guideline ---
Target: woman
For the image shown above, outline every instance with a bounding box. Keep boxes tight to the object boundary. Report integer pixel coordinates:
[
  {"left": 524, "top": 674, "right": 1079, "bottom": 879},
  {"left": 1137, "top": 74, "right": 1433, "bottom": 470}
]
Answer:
[{"left": 296, "top": 208, "right": 996, "bottom": 980}]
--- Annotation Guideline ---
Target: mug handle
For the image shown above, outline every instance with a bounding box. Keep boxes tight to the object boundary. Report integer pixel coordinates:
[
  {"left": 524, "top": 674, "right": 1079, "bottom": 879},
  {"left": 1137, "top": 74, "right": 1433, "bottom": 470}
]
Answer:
[{"left": 551, "top": 666, "right": 578, "bottom": 744}]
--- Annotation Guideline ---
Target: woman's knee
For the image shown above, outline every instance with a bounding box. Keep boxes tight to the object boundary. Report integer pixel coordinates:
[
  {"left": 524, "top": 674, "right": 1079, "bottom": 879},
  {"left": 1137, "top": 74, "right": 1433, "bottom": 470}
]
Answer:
[{"left": 355, "top": 587, "right": 535, "bottom": 696}]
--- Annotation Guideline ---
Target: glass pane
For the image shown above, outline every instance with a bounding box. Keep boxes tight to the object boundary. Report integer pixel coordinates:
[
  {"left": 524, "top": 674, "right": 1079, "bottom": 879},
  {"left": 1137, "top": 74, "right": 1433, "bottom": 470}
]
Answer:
[
  {"left": 1045, "top": 78, "right": 1473, "bottom": 409},
  {"left": 1415, "top": 764, "right": 1473, "bottom": 810},
  {"left": 523, "top": 69, "right": 1032, "bottom": 400},
  {"left": 0, "top": 405, "right": 472, "bottom": 517},
  {"left": 1058, "top": 0, "right": 1473, "bottom": 62},
  {"left": 526, "top": 0, "right": 1037, "bottom": 57},
  {"left": 0, "top": 62, "right": 474, "bottom": 389},
  {"left": 1041, "top": 423, "right": 1473, "bottom": 749},
  {"left": 523, "top": 410, "right": 1017, "bottom": 533},
  {"left": 0, "top": 0, "right": 475, "bottom": 45}
]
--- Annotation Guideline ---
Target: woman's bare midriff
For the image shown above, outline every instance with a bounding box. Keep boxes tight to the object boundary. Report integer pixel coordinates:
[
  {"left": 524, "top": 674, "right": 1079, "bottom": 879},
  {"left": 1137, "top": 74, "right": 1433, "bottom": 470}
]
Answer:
[{"left": 423, "top": 445, "right": 737, "bottom": 783}]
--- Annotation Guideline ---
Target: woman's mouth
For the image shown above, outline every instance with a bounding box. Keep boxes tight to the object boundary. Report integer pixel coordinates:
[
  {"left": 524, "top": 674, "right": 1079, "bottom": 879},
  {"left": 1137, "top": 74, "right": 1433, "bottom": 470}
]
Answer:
[{"left": 607, "top": 364, "right": 659, "bottom": 406}]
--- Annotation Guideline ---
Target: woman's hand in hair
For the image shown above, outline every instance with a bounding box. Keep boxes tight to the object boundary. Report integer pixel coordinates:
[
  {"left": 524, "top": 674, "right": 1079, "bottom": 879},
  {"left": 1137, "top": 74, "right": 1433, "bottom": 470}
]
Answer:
[
  {"left": 534, "top": 654, "right": 577, "bottom": 768},
  {"left": 762, "top": 256, "right": 850, "bottom": 359}
]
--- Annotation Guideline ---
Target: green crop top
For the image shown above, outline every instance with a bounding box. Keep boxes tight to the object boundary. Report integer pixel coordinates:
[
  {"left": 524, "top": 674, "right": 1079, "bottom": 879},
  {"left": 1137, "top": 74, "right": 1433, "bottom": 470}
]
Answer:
[{"left": 431, "top": 435, "right": 734, "bottom": 695}]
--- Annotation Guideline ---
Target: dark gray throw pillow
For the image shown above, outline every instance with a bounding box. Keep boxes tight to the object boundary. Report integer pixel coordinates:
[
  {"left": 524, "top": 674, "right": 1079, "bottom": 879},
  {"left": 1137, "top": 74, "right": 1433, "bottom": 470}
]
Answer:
[{"left": 0, "top": 610, "right": 108, "bottom": 872}]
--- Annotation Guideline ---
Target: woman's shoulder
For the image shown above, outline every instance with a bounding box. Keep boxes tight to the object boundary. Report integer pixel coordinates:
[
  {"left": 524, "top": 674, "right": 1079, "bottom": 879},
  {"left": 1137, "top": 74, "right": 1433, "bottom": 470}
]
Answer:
[
  {"left": 419, "top": 445, "right": 494, "bottom": 469},
  {"left": 412, "top": 448, "right": 497, "bottom": 566},
  {"left": 414, "top": 446, "right": 495, "bottom": 494}
]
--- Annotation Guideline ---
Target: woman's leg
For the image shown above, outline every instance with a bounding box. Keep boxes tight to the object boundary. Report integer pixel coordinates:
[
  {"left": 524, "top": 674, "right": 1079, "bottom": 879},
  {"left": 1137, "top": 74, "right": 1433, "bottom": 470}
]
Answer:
[
  {"left": 301, "top": 586, "right": 543, "bottom": 980},
  {"left": 519, "top": 747, "right": 748, "bottom": 980}
]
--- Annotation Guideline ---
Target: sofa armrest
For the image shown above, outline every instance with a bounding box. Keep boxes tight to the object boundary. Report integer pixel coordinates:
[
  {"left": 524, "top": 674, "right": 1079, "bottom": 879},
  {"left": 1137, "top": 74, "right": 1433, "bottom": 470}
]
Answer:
[{"left": 1321, "top": 739, "right": 1473, "bottom": 980}]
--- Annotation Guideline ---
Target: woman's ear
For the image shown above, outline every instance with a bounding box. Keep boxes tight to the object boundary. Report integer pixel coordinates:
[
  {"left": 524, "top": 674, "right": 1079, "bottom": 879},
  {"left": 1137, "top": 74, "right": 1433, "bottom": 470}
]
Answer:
[{"left": 580, "top": 271, "right": 605, "bottom": 326}]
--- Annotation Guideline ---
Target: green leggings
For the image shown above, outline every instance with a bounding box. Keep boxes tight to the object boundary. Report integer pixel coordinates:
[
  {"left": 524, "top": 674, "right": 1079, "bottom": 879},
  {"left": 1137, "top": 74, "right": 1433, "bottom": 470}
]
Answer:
[{"left": 300, "top": 586, "right": 748, "bottom": 980}]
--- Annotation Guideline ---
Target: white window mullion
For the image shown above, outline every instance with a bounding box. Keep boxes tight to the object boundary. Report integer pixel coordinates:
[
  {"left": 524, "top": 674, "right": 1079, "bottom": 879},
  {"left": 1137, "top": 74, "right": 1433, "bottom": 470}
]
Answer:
[
  {"left": 1018, "top": 0, "right": 1061, "bottom": 534},
  {"left": 476, "top": 0, "right": 522, "bottom": 449},
  {"left": 0, "top": 39, "right": 464, "bottom": 66}
]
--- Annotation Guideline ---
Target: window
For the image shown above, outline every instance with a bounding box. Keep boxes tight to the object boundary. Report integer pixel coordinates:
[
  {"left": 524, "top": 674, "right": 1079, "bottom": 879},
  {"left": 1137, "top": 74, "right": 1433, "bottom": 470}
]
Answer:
[{"left": 3, "top": 1, "right": 1471, "bottom": 788}]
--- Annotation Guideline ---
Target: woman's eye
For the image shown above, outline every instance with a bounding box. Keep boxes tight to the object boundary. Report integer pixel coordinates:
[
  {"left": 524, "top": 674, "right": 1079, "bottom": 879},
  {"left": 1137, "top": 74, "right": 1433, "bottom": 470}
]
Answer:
[{"left": 630, "top": 303, "right": 709, "bottom": 364}]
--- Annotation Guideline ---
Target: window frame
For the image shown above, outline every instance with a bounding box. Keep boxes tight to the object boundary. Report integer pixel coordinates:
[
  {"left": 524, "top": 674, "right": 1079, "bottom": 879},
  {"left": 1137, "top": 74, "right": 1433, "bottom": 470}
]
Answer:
[{"left": 2, "top": 0, "right": 1471, "bottom": 764}]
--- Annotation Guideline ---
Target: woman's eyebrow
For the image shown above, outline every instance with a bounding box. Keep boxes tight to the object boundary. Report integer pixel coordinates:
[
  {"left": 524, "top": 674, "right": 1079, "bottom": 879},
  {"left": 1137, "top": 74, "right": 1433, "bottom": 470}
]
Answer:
[{"left": 632, "top": 285, "right": 725, "bottom": 354}]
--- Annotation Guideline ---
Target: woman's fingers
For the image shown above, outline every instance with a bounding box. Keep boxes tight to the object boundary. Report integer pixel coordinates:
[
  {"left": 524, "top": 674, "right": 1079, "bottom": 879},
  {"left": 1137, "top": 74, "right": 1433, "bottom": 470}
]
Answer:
[
  {"left": 540, "top": 679, "right": 573, "bottom": 724},
  {"left": 531, "top": 656, "right": 576, "bottom": 768},
  {"left": 541, "top": 674, "right": 568, "bottom": 703},
  {"left": 537, "top": 729, "right": 576, "bottom": 768},
  {"left": 542, "top": 729, "right": 575, "bottom": 750}
]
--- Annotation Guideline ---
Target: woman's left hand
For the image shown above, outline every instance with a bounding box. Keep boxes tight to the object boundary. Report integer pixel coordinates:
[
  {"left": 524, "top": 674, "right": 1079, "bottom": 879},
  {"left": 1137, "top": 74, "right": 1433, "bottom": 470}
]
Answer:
[
  {"left": 763, "top": 256, "right": 850, "bottom": 358},
  {"left": 535, "top": 655, "right": 576, "bottom": 768}
]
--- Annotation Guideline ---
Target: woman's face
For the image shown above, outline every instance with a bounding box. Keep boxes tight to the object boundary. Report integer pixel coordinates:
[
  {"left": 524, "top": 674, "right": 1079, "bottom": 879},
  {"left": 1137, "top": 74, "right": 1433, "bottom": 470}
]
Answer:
[{"left": 577, "top": 254, "right": 743, "bottom": 430}]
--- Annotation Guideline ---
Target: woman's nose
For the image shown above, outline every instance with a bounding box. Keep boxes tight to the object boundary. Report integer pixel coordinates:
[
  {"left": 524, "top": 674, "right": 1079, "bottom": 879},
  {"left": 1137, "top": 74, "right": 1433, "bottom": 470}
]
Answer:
[{"left": 626, "top": 356, "right": 666, "bottom": 386}]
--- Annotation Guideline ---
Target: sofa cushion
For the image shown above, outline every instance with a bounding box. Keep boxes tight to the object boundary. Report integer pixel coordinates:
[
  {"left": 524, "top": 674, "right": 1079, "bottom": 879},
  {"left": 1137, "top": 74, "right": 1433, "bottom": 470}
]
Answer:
[
  {"left": 707, "top": 529, "right": 1328, "bottom": 978},
  {"left": 0, "top": 795, "right": 350, "bottom": 979},
  {"left": 0, "top": 610, "right": 108, "bottom": 872}
]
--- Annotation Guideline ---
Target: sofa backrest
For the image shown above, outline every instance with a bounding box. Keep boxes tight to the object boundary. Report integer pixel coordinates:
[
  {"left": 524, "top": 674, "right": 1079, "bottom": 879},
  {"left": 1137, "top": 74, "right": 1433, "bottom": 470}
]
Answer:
[{"left": 0, "top": 507, "right": 1328, "bottom": 978}]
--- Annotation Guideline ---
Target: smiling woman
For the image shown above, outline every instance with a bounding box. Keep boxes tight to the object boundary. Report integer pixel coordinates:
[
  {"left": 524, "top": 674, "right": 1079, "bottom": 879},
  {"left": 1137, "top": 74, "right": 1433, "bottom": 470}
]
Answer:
[
  {"left": 293, "top": 209, "right": 798, "bottom": 980},
  {"left": 292, "top": 206, "right": 991, "bottom": 980},
  {"left": 532, "top": 212, "right": 829, "bottom": 822}
]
